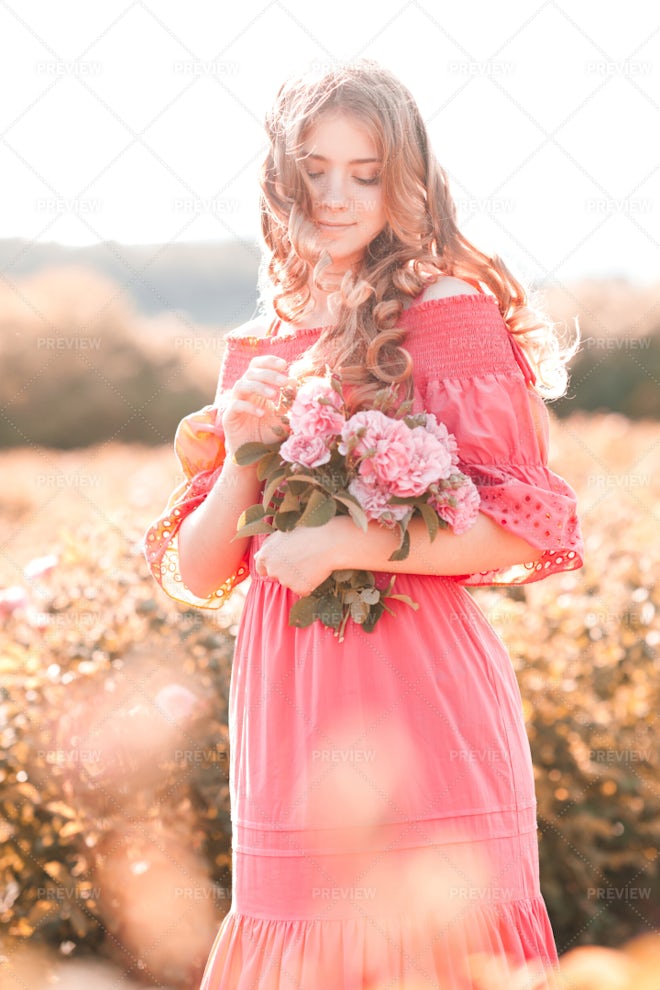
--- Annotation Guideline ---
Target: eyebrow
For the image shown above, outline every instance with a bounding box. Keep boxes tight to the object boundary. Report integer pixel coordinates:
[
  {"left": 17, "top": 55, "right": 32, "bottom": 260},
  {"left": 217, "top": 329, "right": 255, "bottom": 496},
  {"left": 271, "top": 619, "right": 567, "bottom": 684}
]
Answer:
[{"left": 302, "top": 152, "right": 381, "bottom": 165}]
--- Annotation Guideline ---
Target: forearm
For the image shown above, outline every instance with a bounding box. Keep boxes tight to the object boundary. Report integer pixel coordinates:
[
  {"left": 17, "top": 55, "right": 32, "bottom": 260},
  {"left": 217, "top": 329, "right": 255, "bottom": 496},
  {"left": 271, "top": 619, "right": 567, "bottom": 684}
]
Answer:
[
  {"left": 177, "top": 457, "right": 261, "bottom": 598},
  {"left": 332, "top": 511, "right": 544, "bottom": 577}
]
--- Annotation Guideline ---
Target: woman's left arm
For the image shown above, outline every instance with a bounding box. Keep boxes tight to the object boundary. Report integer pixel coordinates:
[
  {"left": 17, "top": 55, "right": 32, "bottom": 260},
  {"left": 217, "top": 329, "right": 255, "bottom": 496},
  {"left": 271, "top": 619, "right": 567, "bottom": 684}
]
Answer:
[
  {"left": 253, "top": 511, "right": 542, "bottom": 597},
  {"left": 330, "top": 511, "right": 543, "bottom": 577}
]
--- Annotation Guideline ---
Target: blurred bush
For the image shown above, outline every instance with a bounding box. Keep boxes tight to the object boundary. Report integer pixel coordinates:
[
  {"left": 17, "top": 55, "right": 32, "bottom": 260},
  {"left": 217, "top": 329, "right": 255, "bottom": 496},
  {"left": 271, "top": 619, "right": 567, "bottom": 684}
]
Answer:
[
  {"left": 543, "top": 278, "right": 660, "bottom": 420},
  {"left": 0, "top": 266, "right": 219, "bottom": 450},
  {"left": 0, "top": 521, "right": 237, "bottom": 988},
  {"left": 0, "top": 413, "right": 658, "bottom": 986}
]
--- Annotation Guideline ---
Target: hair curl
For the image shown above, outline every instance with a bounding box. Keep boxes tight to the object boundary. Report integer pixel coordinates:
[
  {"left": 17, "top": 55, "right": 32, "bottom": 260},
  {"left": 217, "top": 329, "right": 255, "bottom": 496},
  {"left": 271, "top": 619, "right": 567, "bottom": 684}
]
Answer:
[{"left": 257, "top": 59, "right": 579, "bottom": 409}]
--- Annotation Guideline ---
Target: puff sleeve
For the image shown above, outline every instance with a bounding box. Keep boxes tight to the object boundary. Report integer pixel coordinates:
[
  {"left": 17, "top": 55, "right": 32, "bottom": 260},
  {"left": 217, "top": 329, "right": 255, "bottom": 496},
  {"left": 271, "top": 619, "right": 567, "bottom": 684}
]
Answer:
[
  {"left": 402, "top": 295, "right": 584, "bottom": 586},
  {"left": 141, "top": 375, "right": 250, "bottom": 610}
]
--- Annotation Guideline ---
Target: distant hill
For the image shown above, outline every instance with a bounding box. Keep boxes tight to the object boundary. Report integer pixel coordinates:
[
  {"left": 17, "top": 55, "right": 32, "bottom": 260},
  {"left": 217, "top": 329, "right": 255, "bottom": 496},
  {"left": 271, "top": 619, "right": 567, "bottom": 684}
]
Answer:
[{"left": 0, "top": 237, "right": 261, "bottom": 329}]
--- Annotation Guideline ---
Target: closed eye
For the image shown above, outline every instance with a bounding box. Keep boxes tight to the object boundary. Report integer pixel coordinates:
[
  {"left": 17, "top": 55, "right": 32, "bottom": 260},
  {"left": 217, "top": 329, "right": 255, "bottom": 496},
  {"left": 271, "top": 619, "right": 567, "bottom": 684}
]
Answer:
[{"left": 305, "top": 171, "right": 380, "bottom": 185}]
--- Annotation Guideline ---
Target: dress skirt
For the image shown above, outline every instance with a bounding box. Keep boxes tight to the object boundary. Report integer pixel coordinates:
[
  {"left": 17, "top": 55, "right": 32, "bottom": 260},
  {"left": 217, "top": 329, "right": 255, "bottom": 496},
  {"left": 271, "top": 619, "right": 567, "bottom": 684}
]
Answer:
[{"left": 199, "top": 541, "right": 560, "bottom": 989}]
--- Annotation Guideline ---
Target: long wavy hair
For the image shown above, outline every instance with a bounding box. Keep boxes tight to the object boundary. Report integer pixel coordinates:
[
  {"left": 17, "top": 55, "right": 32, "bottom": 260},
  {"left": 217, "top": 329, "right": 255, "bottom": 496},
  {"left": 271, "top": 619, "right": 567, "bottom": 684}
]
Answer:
[{"left": 257, "top": 59, "right": 579, "bottom": 407}]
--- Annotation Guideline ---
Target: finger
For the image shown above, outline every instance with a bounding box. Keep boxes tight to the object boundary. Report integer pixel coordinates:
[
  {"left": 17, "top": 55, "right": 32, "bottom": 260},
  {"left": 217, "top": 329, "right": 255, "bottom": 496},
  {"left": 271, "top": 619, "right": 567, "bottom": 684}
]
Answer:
[
  {"left": 244, "top": 367, "right": 292, "bottom": 387},
  {"left": 234, "top": 379, "right": 278, "bottom": 399},
  {"left": 226, "top": 399, "right": 266, "bottom": 417},
  {"left": 248, "top": 355, "right": 289, "bottom": 372}
]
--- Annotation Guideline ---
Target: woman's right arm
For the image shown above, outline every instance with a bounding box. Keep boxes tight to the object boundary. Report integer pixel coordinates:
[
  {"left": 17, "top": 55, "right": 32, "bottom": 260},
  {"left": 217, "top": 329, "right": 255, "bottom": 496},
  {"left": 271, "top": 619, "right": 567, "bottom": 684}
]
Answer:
[{"left": 177, "top": 353, "right": 292, "bottom": 599}]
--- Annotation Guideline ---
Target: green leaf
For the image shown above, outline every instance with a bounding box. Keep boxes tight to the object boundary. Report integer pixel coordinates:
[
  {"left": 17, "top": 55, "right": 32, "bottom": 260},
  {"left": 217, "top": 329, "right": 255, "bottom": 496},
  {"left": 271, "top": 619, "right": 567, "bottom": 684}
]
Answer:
[
  {"left": 233, "top": 441, "right": 277, "bottom": 466},
  {"left": 288, "top": 595, "right": 319, "bottom": 628},
  {"left": 256, "top": 450, "right": 281, "bottom": 481},
  {"left": 274, "top": 510, "right": 301, "bottom": 531},
  {"left": 286, "top": 479, "right": 311, "bottom": 496},
  {"left": 231, "top": 518, "right": 275, "bottom": 540},
  {"left": 299, "top": 491, "right": 337, "bottom": 527},
  {"left": 349, "top": 599, "right": 370, "bottom": 623},
  {"left": 279, "top": 490, "right": 301, "bottom": 514},
  {"left": 285, "top": 472, "right": 327, "bottom": 486},
  {"left": 333, "top": 493, "right": 368, "bottom": 530},
  {"left": 417, "top": 501, "right": 440, "bottom": 543},
  {"left": 262, "top": 467, "right": 288, "bottom": 508},
  {"left": 317, "top": 594, "right": 343, "bottom": 629},
  {"left": 388, "top": 526, "right": 410, "bottom": 561},
  {"left": 331, "top": 569, "right": 356, "bottom": 583},
  {"left": 243, "top": 503, "right": 267, "bottom": 524},
  {"left": 361, "top": 602, "right": 385, "bottom": 632},
  {"left": 312, "top": 575, "right": 338, "bottom": 595}
]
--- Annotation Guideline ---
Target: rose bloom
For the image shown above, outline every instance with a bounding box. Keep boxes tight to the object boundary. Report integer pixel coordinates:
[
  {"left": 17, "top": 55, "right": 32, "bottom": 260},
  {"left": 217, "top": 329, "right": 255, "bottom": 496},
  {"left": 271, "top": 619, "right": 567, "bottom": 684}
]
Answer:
[
  {"left": 339, "top": 409, "right": 405, "bottom": 460},
  {"left": 430, "top": 478, "right": 481, "bottom": 535},
  {"left": 280, "top": 433, "right": 331, "bottom": 468},
  {"left": 423, "top": 414, "right": 460, "bottom": 467},
  {"left": 340, "top": 410, "right": 414, "bottom": 493},
  {"left": 348, "top": 476, "right": 409, "bottom": 524},
  {"left": 342, "top": 410, "right": 454, "bottom": 498},
  {"left": 389, "top": 427, "right": 454, "bottom": 497},
  {"left": 287, "top": 377, "right": 345, "bottom": 439}
]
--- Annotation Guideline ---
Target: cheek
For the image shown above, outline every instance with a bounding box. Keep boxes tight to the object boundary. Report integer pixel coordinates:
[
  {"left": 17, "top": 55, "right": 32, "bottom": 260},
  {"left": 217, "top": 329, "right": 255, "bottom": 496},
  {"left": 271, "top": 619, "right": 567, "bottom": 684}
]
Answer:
[{"left": 360, "top": 191, "right": 385, "bottom": 228}]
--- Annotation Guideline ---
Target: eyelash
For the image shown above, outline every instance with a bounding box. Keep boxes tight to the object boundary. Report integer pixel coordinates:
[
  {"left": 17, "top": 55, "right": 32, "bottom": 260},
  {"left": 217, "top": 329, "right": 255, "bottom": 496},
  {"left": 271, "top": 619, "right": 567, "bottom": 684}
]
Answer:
[{"left": 305, "top": 171, "right": 380, "bottom": 186}]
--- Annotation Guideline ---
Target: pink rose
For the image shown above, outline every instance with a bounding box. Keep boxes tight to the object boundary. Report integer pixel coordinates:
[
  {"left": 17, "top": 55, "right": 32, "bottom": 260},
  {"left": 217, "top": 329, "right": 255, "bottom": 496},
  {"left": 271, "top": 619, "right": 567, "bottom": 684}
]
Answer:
[
  {"left": 348, "top": 476, "right": 389, "bottom": 518},
  {"left": 388, "top": 427, "right": 453, "bottom": 497},
  {"left": 339, "top": 410, "right": 404, "bottom": 459},
  {"left": 341, "top": 410, "right": 456, "bottom": 497},
  {"left": 430, "top": 478, "right": 481, "bottom": 535},
  {"left": 347, "top": 477, "right": 409, "bottom": 525},
  {"left": 280, "top": 433, "right": 331, "bottom": 468},
  {"left": 423, "top": 414, "right": 460, "bottom": 467},
  {"left": 287, "top": 377, "right": 345, "bottom": 439},
  {"left": 340, "top": 411, "right": 413, "bottom": 488}
]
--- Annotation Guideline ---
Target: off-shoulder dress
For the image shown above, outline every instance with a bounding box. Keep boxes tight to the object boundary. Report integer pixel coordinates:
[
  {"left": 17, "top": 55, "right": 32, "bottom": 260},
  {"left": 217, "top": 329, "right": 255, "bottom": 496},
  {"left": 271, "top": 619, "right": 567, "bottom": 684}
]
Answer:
[{"left": 143, "top": 292, "right": 583, "bottom": 989}]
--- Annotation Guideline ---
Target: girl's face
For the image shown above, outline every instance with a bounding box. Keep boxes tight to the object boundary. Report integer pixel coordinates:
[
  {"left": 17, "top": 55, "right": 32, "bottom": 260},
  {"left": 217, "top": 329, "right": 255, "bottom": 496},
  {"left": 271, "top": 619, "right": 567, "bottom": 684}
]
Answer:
[{"left": 299, "top": 112, "right": 387, "bottom": 273}]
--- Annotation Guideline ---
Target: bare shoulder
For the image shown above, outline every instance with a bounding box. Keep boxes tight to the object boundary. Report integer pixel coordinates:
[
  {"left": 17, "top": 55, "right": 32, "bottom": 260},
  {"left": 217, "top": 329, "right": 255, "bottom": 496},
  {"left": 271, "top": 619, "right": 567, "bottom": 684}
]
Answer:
[
  {"left": 416, "top": 276, "right": 481, "bottom": 303},
  {"left": 225, "top": 317, "right": 271, "bottom": 340}
]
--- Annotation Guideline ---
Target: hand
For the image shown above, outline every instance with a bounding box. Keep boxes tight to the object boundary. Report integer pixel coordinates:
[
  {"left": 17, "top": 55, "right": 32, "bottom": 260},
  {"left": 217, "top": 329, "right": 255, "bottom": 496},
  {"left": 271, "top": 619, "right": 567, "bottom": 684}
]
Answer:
[
  {"left": 253, "top": 523, "right": 342, "bottom": 597},
  {"left": 222, "top": 355, "right": 295, "bottom": 458}
]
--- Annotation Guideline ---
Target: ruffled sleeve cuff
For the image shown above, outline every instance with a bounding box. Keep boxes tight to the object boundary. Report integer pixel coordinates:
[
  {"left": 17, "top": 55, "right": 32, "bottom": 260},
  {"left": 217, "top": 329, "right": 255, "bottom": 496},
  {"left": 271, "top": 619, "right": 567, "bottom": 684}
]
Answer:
[
  {"left": 420, "top": 374, "right": 584, "bottom": 588},
  {"left": 141, "top": 403, "right": 250, "bottom": 609},
  {"left": 454, "top": 460, "right": 583, "bottom": 586}
]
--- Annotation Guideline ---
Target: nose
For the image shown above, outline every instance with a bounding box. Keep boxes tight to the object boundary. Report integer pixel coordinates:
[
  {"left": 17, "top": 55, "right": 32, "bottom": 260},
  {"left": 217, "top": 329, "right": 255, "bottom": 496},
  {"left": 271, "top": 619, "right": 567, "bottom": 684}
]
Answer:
[{"left": 319, "top": 170, "right": 350, "bottom": 211}]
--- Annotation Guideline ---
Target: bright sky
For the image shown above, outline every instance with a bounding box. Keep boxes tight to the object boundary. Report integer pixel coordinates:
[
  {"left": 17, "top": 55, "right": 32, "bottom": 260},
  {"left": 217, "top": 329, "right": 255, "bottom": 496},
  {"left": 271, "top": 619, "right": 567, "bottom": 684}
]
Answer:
[{"left": 1, "top": 1, "right": 658, "bottom": 286}]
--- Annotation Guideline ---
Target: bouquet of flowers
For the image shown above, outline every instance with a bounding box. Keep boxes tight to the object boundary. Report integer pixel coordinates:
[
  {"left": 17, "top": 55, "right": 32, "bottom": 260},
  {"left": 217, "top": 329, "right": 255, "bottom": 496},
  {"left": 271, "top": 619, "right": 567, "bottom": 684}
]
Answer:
[{"left": 232, "top": 369, "right": 480, "bottom": 641}]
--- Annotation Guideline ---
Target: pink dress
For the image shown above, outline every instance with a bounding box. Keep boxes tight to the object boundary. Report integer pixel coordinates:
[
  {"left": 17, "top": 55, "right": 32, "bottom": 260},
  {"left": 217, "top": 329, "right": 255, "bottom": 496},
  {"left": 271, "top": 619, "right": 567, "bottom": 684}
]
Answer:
[{"left": 143, "top": 293, "right": 583, "bottom": 989}]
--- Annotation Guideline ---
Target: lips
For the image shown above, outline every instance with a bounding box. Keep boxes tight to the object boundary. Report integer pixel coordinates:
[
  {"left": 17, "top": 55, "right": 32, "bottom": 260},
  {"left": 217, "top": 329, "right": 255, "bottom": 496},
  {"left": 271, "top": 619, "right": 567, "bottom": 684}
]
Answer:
[{"left": 316, "top": 220, "right": 355, "bottom": 228}]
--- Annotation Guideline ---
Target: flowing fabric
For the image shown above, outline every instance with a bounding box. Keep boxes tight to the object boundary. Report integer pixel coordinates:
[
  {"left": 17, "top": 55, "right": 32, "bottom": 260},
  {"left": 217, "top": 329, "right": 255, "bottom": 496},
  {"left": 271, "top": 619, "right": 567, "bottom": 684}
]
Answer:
[{"left": 142, "top": 293, "right": 583, "bottom": 988}]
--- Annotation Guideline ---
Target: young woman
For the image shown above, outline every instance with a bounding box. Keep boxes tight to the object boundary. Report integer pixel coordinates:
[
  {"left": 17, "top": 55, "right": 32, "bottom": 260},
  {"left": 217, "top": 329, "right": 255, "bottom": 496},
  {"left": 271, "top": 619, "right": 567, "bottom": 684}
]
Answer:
[{"left": 144, "top": 59, "right": 583, "bottom": 989}]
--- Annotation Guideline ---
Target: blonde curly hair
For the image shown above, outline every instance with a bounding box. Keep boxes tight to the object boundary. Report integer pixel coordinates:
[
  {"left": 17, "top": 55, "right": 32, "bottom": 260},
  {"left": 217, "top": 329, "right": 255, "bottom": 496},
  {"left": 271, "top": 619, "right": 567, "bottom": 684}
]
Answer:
[{"left": 257, "top": 58, "right": 579, "bottom": 407}]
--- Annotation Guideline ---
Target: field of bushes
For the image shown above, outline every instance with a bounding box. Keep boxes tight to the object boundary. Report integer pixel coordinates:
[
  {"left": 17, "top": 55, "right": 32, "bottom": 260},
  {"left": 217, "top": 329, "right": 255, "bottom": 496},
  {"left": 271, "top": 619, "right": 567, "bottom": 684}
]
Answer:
[
  {"left": 0, "top": 267, "right": 658, "bottom": 987},
  {"left": 0, "top": 407, "right": 658, "bottom": 987}
]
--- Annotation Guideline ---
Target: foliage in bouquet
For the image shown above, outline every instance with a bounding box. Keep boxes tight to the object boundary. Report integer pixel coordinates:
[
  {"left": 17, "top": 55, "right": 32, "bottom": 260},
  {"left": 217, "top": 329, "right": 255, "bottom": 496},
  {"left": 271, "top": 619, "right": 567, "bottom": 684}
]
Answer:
[{"left": 232, "top": 369, "right": 480, "bottom": 640}]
